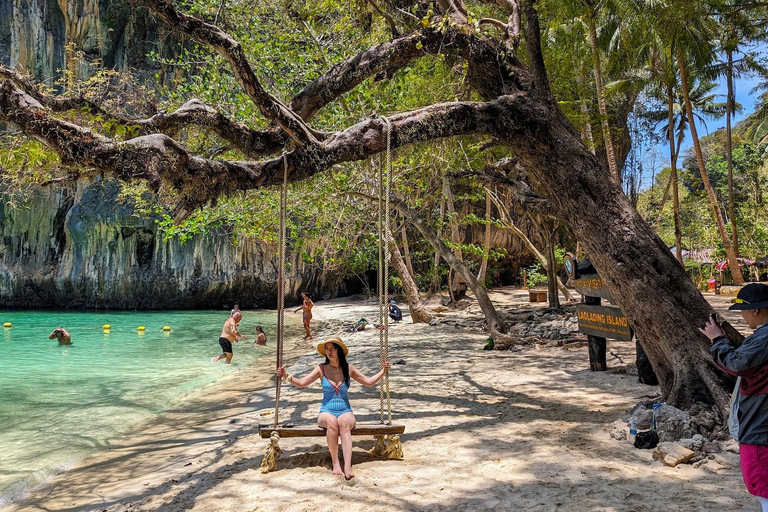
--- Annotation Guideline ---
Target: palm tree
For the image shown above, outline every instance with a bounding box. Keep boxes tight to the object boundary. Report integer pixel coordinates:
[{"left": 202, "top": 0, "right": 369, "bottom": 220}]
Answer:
[
  {"left": 710, "top": 6, "right": 764, "bottom": 259},
  {"left": 541, "top": 0, "right": 623, "bottom": 180},
  {"left": 651, "top": 0, "right": 746, "bottom": 283},
  {"left": 642, "top": 71, "right": 725, "bottom": 266}
]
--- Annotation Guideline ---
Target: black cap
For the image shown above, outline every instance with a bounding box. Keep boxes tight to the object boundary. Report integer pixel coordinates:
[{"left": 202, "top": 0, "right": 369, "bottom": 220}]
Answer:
[{"left": 728, "top": 283, "right": 768, "bottom": 310}]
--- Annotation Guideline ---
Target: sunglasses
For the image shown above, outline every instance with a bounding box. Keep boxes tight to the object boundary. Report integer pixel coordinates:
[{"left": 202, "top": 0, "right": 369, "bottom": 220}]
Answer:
[{"left": 731, "top": 298, "right": 751, "bottom": 304}]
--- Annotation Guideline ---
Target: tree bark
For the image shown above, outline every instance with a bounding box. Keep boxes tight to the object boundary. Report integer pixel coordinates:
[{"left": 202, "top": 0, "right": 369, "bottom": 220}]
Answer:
[
  {"left": 726, "top": 49, "right": 740, "bottom": 258},
  {"left": 667, "top": 83, "right": 683, "bottom": 266},
  {"left": 586, "top": 10, "right": 620, "bottom": 181},
  {"left": 677, "top": 50, "right": 744, "bottom": 285},
  {"left": 387, "top": 231, "right": 433, "bottom": 324},
  {"left": 393, "top": 196, "right": 506, "bottom": 334},
  {"left": 477, "top": 190, "right": 492, "bottom": 285}
]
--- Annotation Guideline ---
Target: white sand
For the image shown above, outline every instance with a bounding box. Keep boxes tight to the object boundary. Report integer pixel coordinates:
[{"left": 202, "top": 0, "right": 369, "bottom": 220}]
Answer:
[{"left": 5, "top": 289, "right": 757, "bottom": 512}]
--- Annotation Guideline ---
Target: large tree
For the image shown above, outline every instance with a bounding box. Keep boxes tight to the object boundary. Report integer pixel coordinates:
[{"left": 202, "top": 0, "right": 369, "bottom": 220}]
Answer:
[{"left": 0, "top": 0, "right": 737, "bottom": 412}]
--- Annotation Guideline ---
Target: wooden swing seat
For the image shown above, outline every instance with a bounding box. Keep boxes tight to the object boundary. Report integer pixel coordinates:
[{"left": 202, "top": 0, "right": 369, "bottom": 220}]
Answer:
[{"left": 259, "top": 424, "right": 405, "bottom": 438}]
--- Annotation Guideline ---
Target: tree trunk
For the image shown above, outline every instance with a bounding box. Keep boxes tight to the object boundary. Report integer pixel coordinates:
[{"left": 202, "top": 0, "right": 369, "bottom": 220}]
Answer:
[
  {"left": 575, "top": 68, "right": 596, "bottom": 155},
  {"left": 636, "top": 338, "right": 659, "bottom": 385},
  {"left": 443, "top": 176, "right": 467, "bottom": 297},
  {"left": 477, "top": 190, "right": 492, "bottom": 285},
  {"left": 400, "top": 213, "right": 416, "bottom": 280},
  {"left": 667, "top": 83, "right": 683, "bottom": 266},
  {"left": 586, "top": 11, "right": 619, "bottom": 181},
  {"left": 432, "top": 196, "right": 445, "bottom": 293},
  {"left": 588, "top": 335, "right": 607, "bottom": 372},
  {"left": 544, "top": 221, "right": 560, "bottom": 308},
  {"left": 393, "top": 196, "right": 506, "bottom": 334},
  {"left": 509, "top": 94, "right": 732, "bottom": 416},
  {"left": 653, "top": 171, "right": 673, "bottom": 230},
  {"left": 726, "top": 49, "right": 739, "bottom": 258},
  {"left": 387, "top": 231, "right": 432, "bottom": 323},
  {"left": 585, "top": 296, "right": 607, "bottom": 371},
  {"left": 677, "top": 50, "right": 744, "bottom": 285}
]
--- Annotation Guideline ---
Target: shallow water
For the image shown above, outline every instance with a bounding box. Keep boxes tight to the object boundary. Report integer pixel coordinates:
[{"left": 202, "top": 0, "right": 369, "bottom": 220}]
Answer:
[{"left": 0, "top": 308, "right": 299, "bottom": 507}]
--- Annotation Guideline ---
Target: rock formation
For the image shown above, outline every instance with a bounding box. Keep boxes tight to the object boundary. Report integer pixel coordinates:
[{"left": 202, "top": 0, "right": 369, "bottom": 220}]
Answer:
[
  {"left": 2, "top": 0, "right": 182, "bottom": 88},
  {"left": 0, "top": 178, "right": 331, "bottom": 308}
]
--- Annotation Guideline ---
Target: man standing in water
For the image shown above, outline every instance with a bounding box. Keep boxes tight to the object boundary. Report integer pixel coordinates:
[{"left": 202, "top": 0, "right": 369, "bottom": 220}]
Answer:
[
  {"left": 212, "top": 310, "right": 246, "bottom": 364},
  {"left": 49, "top": 327, "right": 71, "bottom": 345}
]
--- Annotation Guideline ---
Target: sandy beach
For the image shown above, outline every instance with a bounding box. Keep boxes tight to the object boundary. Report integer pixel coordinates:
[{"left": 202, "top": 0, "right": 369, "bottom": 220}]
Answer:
[{"left": 6, "top": 288, "right": 757, "bottom": 512}]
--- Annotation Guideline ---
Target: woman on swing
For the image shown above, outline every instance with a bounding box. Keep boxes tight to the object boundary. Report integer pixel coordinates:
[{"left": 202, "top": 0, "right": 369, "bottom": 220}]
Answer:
[{"left": 277, "top": 335, "right": 391, "bottom": 480}]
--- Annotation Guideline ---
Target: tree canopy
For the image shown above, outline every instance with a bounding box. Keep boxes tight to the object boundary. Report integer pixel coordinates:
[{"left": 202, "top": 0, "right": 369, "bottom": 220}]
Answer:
[{"left": 4, "top": 0, "right": 768, "bottom": 414}]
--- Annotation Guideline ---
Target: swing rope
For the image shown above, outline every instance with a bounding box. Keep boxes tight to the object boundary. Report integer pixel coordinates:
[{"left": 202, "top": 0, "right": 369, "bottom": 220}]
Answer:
[
  {"left": 273, "top": 153, "right": 288, "bottom": 428},
  {"left": 259, "top": 127, "right": 404, "bottom": 473},
  {"left": 378, "top": 116, "right": 393, "bottom": 426}
]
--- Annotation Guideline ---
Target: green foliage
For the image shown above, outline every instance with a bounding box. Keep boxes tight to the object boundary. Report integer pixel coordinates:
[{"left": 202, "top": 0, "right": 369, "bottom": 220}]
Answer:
[
  {"left": 521, "top": 263, "right": 548, "bottom": 288},
  {"left": 0, "top": 138, "right": 60, "bottom": 190},
  {"left": 9, "top": 0, "right": 768, "bottom": 298}
]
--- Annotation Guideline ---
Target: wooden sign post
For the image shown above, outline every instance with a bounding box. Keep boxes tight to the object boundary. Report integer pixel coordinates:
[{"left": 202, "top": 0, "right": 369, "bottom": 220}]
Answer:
[
  {"left": 565, "top": 254, "right": 628, "bottom": 372},
  {"left": 565, "top": 254, "right": 657, "bottom": 383}
]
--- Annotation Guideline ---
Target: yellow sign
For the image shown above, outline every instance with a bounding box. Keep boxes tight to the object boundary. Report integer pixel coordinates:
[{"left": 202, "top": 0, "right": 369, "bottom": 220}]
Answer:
[{"left": 576, "top": 304, "right": 632, "bottom": 341}]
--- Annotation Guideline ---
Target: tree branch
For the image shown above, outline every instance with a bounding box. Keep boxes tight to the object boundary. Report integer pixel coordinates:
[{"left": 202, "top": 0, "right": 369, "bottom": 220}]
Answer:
[
  {"left": 136, "top": 100, "right": 287, "bottom": 157},
  {"left": 0, "top": 68, "right": 288, "bottom": 158},
  {"left": 289, "top": 27, "right": 531, "bottom": 121},
  {"left": 2, "top": 77, "right": 540, "bottom": 215},
  {"left": 135, "top": 0, "right": 317, "bottom": 146},
  {"left": 479, "top": 18, "right": 509, "bottom": 31}
]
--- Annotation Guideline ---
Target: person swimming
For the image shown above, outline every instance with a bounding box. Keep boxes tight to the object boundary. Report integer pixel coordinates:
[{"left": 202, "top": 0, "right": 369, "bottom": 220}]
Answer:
[{"left": 254, "top": 326, "right": 267, "bottom": 346}]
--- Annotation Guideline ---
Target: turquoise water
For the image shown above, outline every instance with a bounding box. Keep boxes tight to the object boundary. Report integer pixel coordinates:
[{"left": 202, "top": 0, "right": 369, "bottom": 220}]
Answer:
[{"left": 0, "top": 309, "right": 299, "bottom": 507}]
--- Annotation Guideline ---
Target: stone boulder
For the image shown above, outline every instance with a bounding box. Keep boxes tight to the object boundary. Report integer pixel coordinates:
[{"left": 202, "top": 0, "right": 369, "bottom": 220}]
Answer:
[
  {"left": 629, "top": 403, "right": 693, "bottom": 442},
  {"left": 652, "top": 442, "right": 696, "bottom": 467}
]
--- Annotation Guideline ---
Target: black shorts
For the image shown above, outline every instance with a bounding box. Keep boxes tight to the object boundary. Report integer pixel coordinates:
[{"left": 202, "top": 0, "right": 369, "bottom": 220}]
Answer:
[{"left": 219, "top": 337, "right": 233, "bottom": 354}]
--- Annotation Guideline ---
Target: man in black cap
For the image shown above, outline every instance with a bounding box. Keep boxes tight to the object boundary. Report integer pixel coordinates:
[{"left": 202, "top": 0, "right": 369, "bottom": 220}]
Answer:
[{"left": 700, "top": 283, "right": 768, "bottom": 511}]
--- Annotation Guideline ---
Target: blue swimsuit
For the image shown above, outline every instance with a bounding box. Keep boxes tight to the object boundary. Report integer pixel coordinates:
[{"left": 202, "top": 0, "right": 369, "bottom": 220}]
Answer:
[{"left": 319, "top": 365, "right": 353, "bottom": 417}]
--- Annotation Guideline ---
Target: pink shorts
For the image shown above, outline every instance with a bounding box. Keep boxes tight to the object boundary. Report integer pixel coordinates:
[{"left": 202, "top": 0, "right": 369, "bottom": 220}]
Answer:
[{"left": 740, "top": 444, "right": 768, "bottom": 498}]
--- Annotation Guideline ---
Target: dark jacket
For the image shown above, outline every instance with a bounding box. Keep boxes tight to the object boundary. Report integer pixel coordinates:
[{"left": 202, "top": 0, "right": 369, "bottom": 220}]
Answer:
[{"left": 711, "top": 323, "right": 768, "bottom": 445}]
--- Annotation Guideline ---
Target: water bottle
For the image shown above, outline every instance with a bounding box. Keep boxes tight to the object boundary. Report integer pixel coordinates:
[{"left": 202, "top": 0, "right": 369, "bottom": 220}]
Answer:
[
  {"left": 629, "top": 420, "right": 637, "bottom": 444},
  {"left": 651, "top": 402, "right": 662, "bottom": 431}
]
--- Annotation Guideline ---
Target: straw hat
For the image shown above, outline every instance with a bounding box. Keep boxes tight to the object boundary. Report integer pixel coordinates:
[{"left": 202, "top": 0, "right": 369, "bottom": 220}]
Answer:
[{"left": 317, "top": 335, "right": 349, "bottom": 357}]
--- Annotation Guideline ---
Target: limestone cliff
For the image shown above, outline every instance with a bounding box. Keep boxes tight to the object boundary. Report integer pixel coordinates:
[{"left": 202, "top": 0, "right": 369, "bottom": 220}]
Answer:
[
  {"left": 0, "top": 179, "right": 331, "bottom": 309},
  {"left": 2, "top": 0, "right": 181, "bottom": 87}
]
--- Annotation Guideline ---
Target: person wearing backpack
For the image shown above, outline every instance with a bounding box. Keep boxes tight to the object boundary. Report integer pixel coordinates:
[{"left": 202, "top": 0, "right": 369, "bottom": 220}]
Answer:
[{"left": 701, "top": 283, "right": 768, "bottom": 512}]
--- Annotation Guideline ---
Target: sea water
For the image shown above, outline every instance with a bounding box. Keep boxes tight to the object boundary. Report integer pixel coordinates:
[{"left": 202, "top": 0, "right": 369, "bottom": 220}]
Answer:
[{"left": 0, "top": 309, "right": 299, "bottom": 507}]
